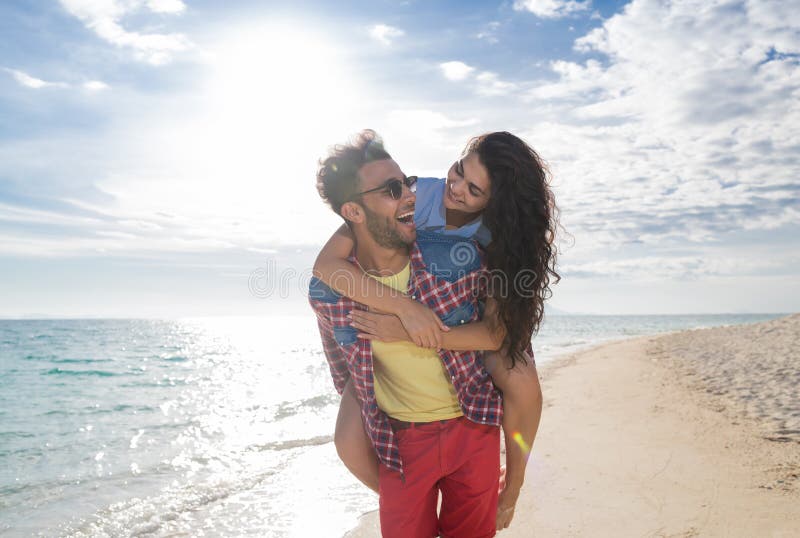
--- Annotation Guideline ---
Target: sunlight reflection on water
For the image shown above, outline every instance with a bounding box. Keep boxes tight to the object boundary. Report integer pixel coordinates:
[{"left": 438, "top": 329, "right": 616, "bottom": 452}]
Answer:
[{"left": 1, "top": 316, "right": 375, "bottom": 537}]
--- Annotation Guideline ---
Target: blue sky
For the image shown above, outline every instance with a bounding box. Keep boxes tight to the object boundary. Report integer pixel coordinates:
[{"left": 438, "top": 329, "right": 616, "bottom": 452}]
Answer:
[{"left": 1, "top": 0, "right": 798, "bottom": 317}]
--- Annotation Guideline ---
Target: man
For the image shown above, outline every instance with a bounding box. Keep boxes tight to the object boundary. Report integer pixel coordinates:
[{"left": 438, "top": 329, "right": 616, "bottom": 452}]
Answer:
[{"left": 309, "top": 130, "right": 503, "bottom": 537}]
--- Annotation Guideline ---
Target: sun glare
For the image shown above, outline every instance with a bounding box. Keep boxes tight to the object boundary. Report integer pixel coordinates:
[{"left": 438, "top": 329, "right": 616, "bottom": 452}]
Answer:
[
  {"left": 198, "top": 24, "right": 362, "bottom": 186},
  {"left": 205, "top": 24, "right": 359, "bottom": 145},
  {"left": 115, "top": 22, "right": 369, "bottom": 247}
]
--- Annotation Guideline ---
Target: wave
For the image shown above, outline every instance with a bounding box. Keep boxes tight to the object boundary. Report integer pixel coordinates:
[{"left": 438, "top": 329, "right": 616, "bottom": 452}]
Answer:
[
  {"left": 58, "top": 468, "right": 280, "bottom": 538},
  {"left": 24, "top": 354, "right": 112, "bottom": 364},
  {"left": 273, "top": 393, "right": 339, "bottom": 420},
  {"left": 158, "top": 355, "right": 190, "bottom": 362},
  {"left": 119, "top": 378, "right": 190, "bottom": 388},
  {"left": 53, "top": 358, "right": 113, "bottom": 364},
  {"left": 43, "top": 368, "right": 118, "bottom": 377},
  {"left": 0, "top": 430, "right": 35, "bottom": 439},
  {"left": 248, "top": 434, "right": 333, "bottom": 452}
]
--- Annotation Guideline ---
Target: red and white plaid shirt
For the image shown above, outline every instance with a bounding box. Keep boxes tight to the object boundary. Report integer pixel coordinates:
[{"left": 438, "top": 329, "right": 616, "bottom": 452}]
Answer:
[{"left": 308, "top": 238, "right": 503, "bottom": 475}]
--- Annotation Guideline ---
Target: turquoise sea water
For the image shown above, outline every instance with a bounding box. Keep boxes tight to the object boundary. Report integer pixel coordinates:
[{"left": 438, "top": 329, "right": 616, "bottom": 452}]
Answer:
[{"left": 0, "top": 313, "right": 784, "bottom": 537}]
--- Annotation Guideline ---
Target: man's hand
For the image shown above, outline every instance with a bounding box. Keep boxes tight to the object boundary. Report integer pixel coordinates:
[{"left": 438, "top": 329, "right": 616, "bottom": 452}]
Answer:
[
  {"left": 395, "top": 299, "right": 449, "bottom": 349},
  {"left": 348, "top": 310, "right": 410, "bottom": 343}
]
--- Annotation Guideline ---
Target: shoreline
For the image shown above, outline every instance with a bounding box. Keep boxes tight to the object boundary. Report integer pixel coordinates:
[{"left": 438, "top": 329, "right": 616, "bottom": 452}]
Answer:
[{"left": 346, "top": 314, "right": 800, "bottom": 537}]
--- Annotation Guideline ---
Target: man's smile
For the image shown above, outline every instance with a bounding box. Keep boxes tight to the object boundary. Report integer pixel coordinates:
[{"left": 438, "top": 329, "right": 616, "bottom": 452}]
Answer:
[{"left": 396, "top": 206, "right": 415, "bottom": 228}]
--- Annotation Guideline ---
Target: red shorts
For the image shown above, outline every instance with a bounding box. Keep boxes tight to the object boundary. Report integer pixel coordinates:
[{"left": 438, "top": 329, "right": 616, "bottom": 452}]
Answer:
[{"left": 378, "top": 416, "right": 500, "bottom": 538}]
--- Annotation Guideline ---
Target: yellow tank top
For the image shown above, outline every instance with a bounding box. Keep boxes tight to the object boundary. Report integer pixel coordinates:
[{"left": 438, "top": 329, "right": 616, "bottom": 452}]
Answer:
[{"left": 370, "top": 262, "right": 463, "bottom": 422}]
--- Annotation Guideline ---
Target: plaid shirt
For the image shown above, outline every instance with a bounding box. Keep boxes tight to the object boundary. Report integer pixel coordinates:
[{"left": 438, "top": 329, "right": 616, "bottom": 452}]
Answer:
[{"left": 308, "top": 231, "right": 503, "bottom": 475}]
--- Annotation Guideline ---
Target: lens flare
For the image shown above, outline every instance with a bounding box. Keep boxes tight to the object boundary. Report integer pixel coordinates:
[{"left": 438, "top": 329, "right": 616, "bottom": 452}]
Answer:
[{"left": 512, "top": 431, "right": 531, "bottom": 457}]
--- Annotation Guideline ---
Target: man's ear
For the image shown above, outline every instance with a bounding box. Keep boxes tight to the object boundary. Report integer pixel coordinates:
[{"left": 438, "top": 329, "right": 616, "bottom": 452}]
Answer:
[{"left": 340, "top": 201, "right": 364, "bottom": 224}]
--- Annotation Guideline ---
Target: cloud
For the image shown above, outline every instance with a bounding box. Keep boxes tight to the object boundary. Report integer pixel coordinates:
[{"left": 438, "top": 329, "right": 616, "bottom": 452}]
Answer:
[
  {"left": 83, "top": 80, "right": 110, "bottom": 91},
  {"left": 58, "top": 0, "right": 191, "bottom": 65},
  {"left": 380, "top": 109, "right": 481, "bottom": 172},
  {"left": 369, "top": 24, "right": 405, "bottom": 46},
  {"left": 146, "top": 0, "right": 186, "bottom": 14},
  {"left": 3, "top": 68, "right": 68, "bottom": 89},
  {"left": 563, "top": 250, "right": 800, "bottom": 281},
  {"left": 439, "top": 62, "right": 516, "bottom": 96},
  {"left": 475, "top": 71, "right": 517, "bottom": 96},
  {"left": 515, "top": 0, "right": 800, "bottom": 253},
  {"left": 513, "top": 0, "right": 591, "bottom": 19},
  {"left": 440, "top": 61, "right": 475, "bottom": 81},
  {"left": 3, "top": 67, "right": 110, "bottom": 93},
  {"left": 387, "top": 109, "right": 479, "bottom": 131},
  {"left": 476, "top": 21, "right": 501, "bottom": 44}
]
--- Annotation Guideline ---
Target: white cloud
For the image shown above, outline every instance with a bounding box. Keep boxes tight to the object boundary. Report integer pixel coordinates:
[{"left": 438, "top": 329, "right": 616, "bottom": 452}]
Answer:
[
  {"left": 383, "top": 109, "right": 480, "bottom": 173},
  {"left": 3, "top": 68, "right": 68, "bottom": 89},
  {"left": 388, "top": 109, "right": 479, "bottom": 131},
  {"left": 516, "top": 0, "right": 800, "bottom": 253},
  {"left": 146, "top": 0, "right": 186, "bottom": 14},
  {"left": 83, "top": 80, "right": 110, "bottom": 91},
  {"left": 3, "top": 67, "right": 110, "bottom": 92},
  {"left": 58, "top": 0, "right": 191, "bottom": 65},
  {"left": 476, "top": 21, "right": 501, "bottom": 44},
  {"left": 440, "top": 61, "right": 475, "bottom": 81},
  {"left": 439, "top": 61, "right": 516, "bottom": 96},
  {"left": 369, "top": 24, "right": 405, "bottom": 46},
  {"left": 475, "top": 71, "right": 517, "bottom": 96},
  {"left": 564, "top": 250, "right": 800, "bottom": 281},
  {"left": 513, "top": 0, "right": 591, "bottom": 19}
]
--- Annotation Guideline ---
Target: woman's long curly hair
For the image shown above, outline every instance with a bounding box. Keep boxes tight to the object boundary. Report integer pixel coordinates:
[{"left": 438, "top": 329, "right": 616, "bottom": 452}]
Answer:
[{"left": 467, "top": 132, "right": 560, "bottom": 368}]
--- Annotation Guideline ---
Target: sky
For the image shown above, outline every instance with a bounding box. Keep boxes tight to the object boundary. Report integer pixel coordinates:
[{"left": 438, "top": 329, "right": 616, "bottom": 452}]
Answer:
[{"left": 0, "top": 0, "right": 798, "bottom": 317}]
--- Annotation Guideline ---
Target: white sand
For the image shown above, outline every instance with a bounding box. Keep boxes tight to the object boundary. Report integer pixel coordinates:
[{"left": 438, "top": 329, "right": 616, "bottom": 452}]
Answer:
[{"left": 347, "top": 314, "right": 800, "bottom": 537}]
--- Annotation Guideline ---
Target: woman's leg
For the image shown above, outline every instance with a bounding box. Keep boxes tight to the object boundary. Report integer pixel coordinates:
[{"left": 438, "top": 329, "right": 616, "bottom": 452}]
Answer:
[
  {"left": 334, "top": 379, "right": 380, "bottom": 493},
  {"left": 484, "top": 350, "right": 543, "bottom": 530}
]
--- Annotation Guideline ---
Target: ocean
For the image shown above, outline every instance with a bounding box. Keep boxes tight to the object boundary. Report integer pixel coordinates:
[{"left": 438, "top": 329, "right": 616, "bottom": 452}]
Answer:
[{"left": 0, "top": 313, "right": 784, "bottom": 537}]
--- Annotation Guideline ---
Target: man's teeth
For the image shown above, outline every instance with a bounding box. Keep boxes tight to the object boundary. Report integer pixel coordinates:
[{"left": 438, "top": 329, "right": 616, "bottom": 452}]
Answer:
[{"left": 397, "top": 211, "right": 414, "bottom": 221}]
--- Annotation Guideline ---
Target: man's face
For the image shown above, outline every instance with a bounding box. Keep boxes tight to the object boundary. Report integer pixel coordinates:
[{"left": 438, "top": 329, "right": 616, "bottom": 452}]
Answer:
[{"left": 356, "top": 159, "right": 416, "bottom": 249}]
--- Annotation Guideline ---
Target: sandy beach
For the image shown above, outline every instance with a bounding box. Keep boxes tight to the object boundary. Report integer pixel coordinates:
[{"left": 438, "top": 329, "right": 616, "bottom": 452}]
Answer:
[{"left": 347, "top": 314, "right": 800, "bottom": 537}]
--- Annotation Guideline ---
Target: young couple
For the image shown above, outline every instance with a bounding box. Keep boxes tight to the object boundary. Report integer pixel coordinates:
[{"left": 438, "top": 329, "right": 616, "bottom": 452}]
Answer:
[{"left": 309, "top": 130, "right": 559, "bottom": 537}]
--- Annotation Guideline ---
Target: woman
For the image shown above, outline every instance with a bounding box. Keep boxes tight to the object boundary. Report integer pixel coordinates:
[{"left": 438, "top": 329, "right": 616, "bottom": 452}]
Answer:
[{"left": 313, "top": 131, "right": 559, "bottom": 530}]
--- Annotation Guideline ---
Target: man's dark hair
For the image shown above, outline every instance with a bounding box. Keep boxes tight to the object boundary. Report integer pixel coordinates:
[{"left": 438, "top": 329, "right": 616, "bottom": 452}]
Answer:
[{"left": 316, "top": 129, "right": 391, "bottom": 215}]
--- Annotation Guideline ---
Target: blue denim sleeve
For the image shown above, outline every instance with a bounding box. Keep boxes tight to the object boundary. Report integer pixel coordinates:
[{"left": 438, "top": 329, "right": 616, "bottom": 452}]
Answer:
[{"left": 413, "top": 177, "right": 445, "bottom": 230}]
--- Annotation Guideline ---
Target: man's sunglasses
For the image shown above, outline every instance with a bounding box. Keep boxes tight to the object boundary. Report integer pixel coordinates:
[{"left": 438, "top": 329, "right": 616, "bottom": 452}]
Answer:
[{"left": 349, "top": 176, "right": 417, "bottom": 201}]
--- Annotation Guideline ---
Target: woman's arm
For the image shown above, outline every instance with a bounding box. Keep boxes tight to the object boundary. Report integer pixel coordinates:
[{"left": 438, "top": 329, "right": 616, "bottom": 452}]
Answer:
[
  {"left": 349, "top": 298, "right": 505, "bottom": 351},
  {"left": 440, "top": 298, "right": 505, "bottom": 351},
  {"left": 313, "top": 224, "right": 449, "bottom": 348}
]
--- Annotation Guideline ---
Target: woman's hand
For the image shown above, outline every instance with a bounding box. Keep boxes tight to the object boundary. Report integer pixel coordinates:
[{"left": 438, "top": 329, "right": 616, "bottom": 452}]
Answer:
[
  {"left": 348, "top": 310, "right": 413, "bottom": 344},
  {"left": 496, "top": 477, "right": 520, "bottom": 531},
  {"left": 394, "top": 298, "right": 449, "bottom": 349}
]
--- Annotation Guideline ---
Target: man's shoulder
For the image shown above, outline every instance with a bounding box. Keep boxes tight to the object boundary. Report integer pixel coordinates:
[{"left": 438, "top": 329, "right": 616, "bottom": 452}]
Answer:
[{"left": 414, "top": 230, "right": 483, "bottom": 281}]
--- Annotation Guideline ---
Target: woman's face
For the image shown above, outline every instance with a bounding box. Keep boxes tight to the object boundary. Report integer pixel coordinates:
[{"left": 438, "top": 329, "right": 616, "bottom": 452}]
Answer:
[{"left": 444, "top": 152, "right": 491, "bottom": 214}]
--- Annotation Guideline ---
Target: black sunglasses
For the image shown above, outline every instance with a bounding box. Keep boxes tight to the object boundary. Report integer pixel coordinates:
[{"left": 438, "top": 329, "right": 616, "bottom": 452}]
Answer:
[{"left": 350, "top": 175, "right": 417, "bottom": 201}]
